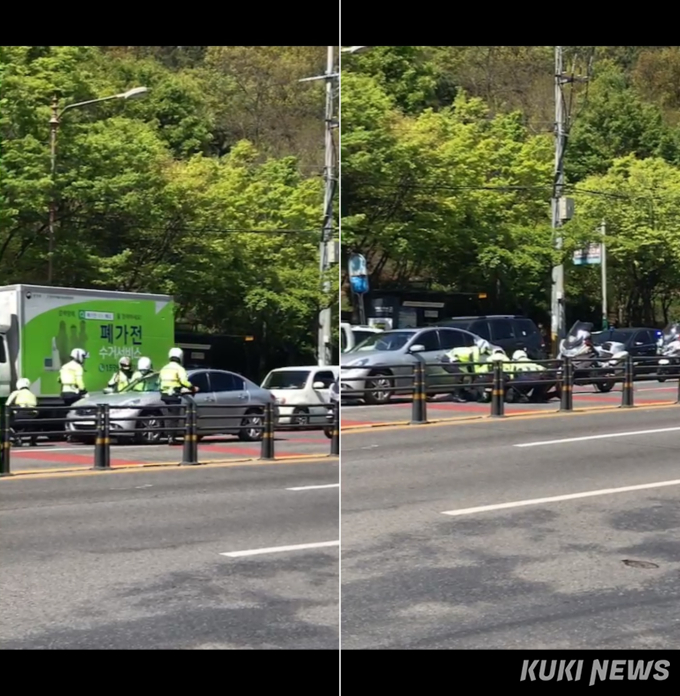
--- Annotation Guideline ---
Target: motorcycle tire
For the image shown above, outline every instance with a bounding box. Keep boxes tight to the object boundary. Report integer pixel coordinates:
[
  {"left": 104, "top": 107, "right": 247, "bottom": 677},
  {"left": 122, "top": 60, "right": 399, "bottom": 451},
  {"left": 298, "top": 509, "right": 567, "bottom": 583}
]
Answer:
[{"left": 323, "top": 426, "right": 332, "bottom": 439}]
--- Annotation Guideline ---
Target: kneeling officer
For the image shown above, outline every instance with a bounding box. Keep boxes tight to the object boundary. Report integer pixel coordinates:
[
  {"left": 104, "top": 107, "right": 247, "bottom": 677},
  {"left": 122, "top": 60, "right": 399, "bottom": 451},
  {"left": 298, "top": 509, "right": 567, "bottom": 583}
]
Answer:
[{"left": 6, "top": 378, "right": 38, "bottom": 446}]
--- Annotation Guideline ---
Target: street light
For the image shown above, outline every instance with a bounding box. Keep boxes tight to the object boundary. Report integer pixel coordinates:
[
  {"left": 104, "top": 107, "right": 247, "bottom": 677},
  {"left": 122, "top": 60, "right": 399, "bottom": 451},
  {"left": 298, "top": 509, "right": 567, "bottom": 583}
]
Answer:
[
  {"left": 47, "top": 86, "right": 149, "bottom": 284},
  {"left": 299, "top": 49, "right": 339, "bottom": 366},
  {"left": 341, "top": 46, "right": 372, "bottom": 54}
]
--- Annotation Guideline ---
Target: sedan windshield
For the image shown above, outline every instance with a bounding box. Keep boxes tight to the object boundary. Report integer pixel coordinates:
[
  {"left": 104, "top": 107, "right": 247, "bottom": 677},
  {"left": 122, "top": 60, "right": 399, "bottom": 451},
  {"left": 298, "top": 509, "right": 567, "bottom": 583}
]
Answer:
[
  {"left": 262, "top": 371, "right": 310, "bottom": 389},
  {"left": 349, "top": 331, "right": 415, "bottom": 352}
]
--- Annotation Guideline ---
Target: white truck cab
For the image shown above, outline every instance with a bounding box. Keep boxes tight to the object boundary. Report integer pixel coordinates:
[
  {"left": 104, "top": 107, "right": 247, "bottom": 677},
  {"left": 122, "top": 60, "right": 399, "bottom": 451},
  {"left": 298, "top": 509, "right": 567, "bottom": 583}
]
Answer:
[
  {"left": 340, "top": 322, "right": 383, "bottom": 352},
  {"left": 0, "top": 326, "right": 10, "bottom": 398}
]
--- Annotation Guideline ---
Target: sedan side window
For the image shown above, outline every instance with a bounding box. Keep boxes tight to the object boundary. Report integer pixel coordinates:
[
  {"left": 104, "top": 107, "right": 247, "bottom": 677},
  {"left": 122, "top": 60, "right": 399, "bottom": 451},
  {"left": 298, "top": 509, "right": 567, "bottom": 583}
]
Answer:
[
  {"left": 189, "top": 372, "right": 211, "bottom": 392},
  {"left": 414, "top": 330, "right": 440, "bottom": 351},
  {"left": 209, "top": 372, "right": 244, "bottom": 392},
  {"left": 470, "top": 321, "right": 491, "bottom": 340},
  {"left": 313, "top": 371, "right": 336, "bottom": 388},
  {"left": 634, "top": 330, "right": 652, "bottom": 345},
  {"left": 438, "top": 330, "right": 468, "bottom": 349}
]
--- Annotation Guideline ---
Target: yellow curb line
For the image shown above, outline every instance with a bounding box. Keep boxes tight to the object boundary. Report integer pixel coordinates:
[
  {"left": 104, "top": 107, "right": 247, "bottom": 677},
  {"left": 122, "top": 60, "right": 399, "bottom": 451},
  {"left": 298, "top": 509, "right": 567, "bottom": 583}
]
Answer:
[
  {"left": 340, "top": 401, "right": 679, "bottom": 434},
  {"left": 3, "top": 454, "right": 337, "bottom": 480}
]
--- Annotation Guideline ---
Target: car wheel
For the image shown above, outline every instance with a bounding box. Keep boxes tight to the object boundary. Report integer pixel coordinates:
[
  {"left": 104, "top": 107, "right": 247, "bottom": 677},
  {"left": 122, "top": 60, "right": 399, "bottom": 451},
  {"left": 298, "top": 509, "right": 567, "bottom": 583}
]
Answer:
[
  {"left": 135, "top": 410, "right": 166, "bottom": 444},
  {"left": 595, "top": 380, "right": 615, "bottom": 393},
  {"left": 364, "top": 371, "right": 393, "bottom": 405},
  {"left": 292, "top": 407, "right": 310, "bottom": 429},
  {"left": 239, "top": 409, "right": 264, "bottom": 441}
]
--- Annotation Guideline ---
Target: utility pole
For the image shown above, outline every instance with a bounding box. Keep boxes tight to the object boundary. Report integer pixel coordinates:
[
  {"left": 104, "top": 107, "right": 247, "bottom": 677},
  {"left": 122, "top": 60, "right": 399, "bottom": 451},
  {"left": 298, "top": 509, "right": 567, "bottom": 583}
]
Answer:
[
  {"left": 601, "top": 220, "right": 608, "bottom": 330},
  {"left": 549, "top": 46, "right": 590, "bottom": 354},
  {"left": 300, "top": 47, "right": 338, "bottom": 365},
  {"left": 319, "top": 45, "right": 336, "bottom": 366},
  {"left": 48, "top": 95, "right": 59, "bottom": 285},
  {"left": 550, "top": 46, "right": 567, "bottom": 356}
]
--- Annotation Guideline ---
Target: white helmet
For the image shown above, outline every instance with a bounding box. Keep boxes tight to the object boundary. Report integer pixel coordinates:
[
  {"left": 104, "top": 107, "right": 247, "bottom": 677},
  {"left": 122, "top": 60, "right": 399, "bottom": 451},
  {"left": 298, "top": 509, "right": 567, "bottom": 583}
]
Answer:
[
  {"left": 491, "top": 348, "right": 507, "bottom": 360},
  {"left": 119, "top": 356, "right": 131, "bottom": 369},
  {"left": 16, "top": 378, "right": 31, "bottom": 390},
  {"left": 70, "top": 348, "right": 87, "bottom": 363},
  {"left": 512, "top": 349, "right": 528, "bottom": 361},
  {"left": 137, "top": 356, "right": 152, "bottom": 372},
  {"left": 475, "top": 338, "right": 492, "bottom": 354},
  {"left": 168, "top": 347, "right": 184, "bottom": 362}
]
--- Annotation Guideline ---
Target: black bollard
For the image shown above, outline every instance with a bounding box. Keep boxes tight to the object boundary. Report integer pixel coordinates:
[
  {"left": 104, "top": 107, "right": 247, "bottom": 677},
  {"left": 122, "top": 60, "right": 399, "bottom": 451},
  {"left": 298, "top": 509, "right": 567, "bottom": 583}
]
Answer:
[
  {"left": 621, "top": 355, "right": 634, "bottom": 408},
  {"left": 259, "top": 403, "right": 275, "bottom": 460},
  {"left": 93, "top": 404, "right": 111, "bottom": 470},
  {"left": 0, "top": 404, "right": 11, "bottom": 477},
  {"left": 180, "top": 401, "right": 199, "bottom": 465},
  {"left": 560, "top": 358, "right": 573, "bottom": 411},
  {"left": 490, "top": 362, "right": 505, "bottom": 417},
  {"left": 330, "top": 400, "right": 339, "bottom": 456},
  {"left": 410, "top": 361, "right": 427, "bottom": 424}
]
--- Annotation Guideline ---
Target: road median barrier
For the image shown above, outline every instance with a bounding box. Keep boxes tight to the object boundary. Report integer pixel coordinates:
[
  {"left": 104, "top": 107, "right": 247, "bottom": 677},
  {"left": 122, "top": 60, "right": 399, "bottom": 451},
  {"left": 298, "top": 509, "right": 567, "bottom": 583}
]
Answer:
[
  {"left": 0, "top": 395, "right": 337, "bottom": 478},
  {"left": 340, "top": 353, "right": 680, "bottom": 432}
]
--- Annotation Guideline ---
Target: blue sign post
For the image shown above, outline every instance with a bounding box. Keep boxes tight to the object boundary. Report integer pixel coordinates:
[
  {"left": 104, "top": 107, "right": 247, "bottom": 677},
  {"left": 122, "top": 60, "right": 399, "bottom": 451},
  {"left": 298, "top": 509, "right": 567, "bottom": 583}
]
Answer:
[{"left": 348, "top": 253, "right": 368, "bottom": 324}]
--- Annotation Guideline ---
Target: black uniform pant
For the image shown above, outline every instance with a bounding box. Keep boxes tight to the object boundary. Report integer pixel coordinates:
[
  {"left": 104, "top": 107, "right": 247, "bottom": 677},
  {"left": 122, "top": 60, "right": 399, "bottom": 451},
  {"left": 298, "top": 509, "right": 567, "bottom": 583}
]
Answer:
[
  {"left": 61, "top": 392, "right": 82, "bottom": 407},
  {"left": 9, "top": 408, "right": 38, "bottom": 444},
  {"left": 161, "top": 393, "right": 194, "bottom": 442}
]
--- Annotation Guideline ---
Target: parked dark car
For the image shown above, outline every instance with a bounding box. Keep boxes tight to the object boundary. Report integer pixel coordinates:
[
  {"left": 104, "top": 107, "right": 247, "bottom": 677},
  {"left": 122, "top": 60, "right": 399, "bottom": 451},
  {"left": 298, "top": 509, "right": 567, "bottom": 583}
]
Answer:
[
  {"left": 435, "top": 315, "right": 547, "bottom": 360},
  {"left": 592, "top": 327, "right": 663, "bottom": 376}
]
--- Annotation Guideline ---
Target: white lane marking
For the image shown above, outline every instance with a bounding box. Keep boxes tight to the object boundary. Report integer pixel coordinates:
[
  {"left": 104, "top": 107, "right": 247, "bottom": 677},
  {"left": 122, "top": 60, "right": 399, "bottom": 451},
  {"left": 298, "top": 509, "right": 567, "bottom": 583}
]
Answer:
[
  {"left": 514, "top": 426, "right": 680, "bottom": 448},
  {"left": 286, "top": 483, "right": 339, "bottom": 491},
  {"left": 221, "top": 541, "right": 339, "bottom": 557},
  {"left": 111, "top": 484, "right": 153, "bottom": 490},
  {"left": 442, "top": 478, "right": 680, "bottom": 517}
]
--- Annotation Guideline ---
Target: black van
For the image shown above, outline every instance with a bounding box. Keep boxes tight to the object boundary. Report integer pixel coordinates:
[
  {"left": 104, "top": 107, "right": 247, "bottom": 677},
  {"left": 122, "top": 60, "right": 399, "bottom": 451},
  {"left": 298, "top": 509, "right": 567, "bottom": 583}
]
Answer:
[{"left": 435, "top": 315, "right": 547, "bottom": 360}]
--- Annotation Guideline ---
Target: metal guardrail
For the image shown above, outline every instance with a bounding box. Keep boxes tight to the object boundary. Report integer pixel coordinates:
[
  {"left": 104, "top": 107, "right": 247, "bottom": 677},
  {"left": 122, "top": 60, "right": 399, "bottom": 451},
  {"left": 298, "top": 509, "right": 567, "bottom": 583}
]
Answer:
[
  {"left": 340, "top": 355, "right": 680, "bottom": 425},
  {"left": 0, "top": 398, "right": 339, "bottom": 477}
]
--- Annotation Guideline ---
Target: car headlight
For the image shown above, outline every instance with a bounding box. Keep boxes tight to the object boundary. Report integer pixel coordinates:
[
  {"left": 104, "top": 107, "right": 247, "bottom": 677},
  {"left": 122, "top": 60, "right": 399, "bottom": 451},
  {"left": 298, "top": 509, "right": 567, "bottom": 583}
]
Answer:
[
  {"left": 343, "top": 358, "right": 370, "bottom": 368},
  {"left": 659, "top": 359, "right": 670, "bottom": 365}
]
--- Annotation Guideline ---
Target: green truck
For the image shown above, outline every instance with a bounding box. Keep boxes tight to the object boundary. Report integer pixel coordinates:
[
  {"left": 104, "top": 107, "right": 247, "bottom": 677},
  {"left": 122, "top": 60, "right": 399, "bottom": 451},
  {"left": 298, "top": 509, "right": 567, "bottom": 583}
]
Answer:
[{"left": 0, "top": 285, "right": 174, "bottom": 404}]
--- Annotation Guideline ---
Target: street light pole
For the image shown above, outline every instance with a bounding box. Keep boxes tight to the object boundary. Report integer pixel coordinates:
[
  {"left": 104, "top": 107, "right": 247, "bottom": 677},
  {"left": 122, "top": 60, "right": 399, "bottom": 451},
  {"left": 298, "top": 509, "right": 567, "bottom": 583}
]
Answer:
[{"left": 46, "top": 87, "right": 149, "bottom": 284}]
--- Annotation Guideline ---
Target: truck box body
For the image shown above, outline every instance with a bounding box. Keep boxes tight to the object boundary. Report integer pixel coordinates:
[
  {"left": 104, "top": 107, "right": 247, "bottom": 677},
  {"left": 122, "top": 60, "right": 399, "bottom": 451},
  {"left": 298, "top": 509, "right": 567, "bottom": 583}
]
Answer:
[{"left": 0, "top": 285, "right": 174, "bottom": 399}]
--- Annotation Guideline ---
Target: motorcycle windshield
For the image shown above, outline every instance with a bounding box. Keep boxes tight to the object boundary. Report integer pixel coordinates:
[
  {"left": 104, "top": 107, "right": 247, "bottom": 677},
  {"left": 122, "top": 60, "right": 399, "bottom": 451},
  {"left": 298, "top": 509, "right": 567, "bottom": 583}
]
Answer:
[
  {"left": 662, "top": 324, "right": 680, "bottom": 345},
  {"left": 562, "top": 321, "right": 593, "bottom": 354}
]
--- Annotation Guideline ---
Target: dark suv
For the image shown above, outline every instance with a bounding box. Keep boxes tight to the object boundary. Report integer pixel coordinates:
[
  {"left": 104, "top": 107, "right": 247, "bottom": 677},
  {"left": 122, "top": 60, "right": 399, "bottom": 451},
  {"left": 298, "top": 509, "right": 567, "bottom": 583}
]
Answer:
[{"left": 435, "top": 315, "right": 546, "bottom": 360}]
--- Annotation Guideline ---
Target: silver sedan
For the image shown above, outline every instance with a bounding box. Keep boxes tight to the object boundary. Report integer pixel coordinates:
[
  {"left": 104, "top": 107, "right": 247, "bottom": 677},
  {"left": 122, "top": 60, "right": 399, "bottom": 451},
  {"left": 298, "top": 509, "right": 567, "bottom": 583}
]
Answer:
[
  {"left": 340, "top": 326, "right": 496, "bottom": 405},
  {"left": 66, "top": 368, "right": 279, "bottom": 444}
]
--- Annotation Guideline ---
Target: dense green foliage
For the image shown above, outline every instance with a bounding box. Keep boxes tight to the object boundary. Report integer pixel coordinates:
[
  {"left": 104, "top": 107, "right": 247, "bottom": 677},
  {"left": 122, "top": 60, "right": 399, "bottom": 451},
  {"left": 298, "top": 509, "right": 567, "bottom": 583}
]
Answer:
[
  {"left": 341, "top": 46, "right": 680, "bottom": 327},
  {"left": 0, "top": 46, "right": 337, "bottom": 361}
]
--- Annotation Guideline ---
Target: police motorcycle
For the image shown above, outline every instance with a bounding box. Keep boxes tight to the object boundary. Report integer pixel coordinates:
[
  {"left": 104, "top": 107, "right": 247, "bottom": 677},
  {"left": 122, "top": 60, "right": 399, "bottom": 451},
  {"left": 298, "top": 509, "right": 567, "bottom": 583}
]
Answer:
[
  {"left": 557, "top": 320, "right": 628, "bottom": 393},
  {"left": 324, "top": 378, "right": 339, "bottom": 438},
  {"left": 656, "top": 323, "right": 680, "bottom": 382}
]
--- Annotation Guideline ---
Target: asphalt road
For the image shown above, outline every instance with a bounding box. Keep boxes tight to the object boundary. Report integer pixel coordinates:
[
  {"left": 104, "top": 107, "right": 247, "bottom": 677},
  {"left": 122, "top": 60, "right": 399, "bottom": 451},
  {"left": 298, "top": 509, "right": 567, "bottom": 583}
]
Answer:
[
  {"left": 7, "top": 430, "right": 332, "bottom": 473},
  {"left": 342, "top": 405, "right": 680, "bottom": 649},
  {"left": 0, "top": 459, "right": 339, "bottom": 649},
  {"left": 341, "top": 381, "right": 679, "bottom": 427}
]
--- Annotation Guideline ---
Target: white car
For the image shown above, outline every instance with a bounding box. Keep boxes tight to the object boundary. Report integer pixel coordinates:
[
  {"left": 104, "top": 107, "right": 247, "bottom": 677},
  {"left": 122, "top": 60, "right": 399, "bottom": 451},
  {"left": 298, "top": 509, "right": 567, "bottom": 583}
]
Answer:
[
  {"left": 260, "top": 365, "right": 339, "bottom": 428},
  {"left": 341, "top": 322, "right": 383, "bottom": 352}
]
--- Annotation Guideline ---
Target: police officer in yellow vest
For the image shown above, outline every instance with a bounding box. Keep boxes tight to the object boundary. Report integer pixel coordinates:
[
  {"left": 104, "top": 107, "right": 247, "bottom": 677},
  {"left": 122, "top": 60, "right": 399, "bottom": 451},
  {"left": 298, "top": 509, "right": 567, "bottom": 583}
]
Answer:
[
  {"left": 159, "top": 348, "right": 197, "bottom": 444},
  {"left": 445, "top": 339, "right": 493, "bottom": 402},
  {"left": 7, "top": 378, "right": 39, "bottom": 446},
  {"left": 131, "top": 356, "right": 153, "bottom": 391},
  {"left": 107, "top": 356, "right": 133, "bottom": 393},
  {"left": 59, "top": 348, "right": 88, "bottom": 406},
  {"left": 512, "top": 349, "right": 554, "bottom": 402}
]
